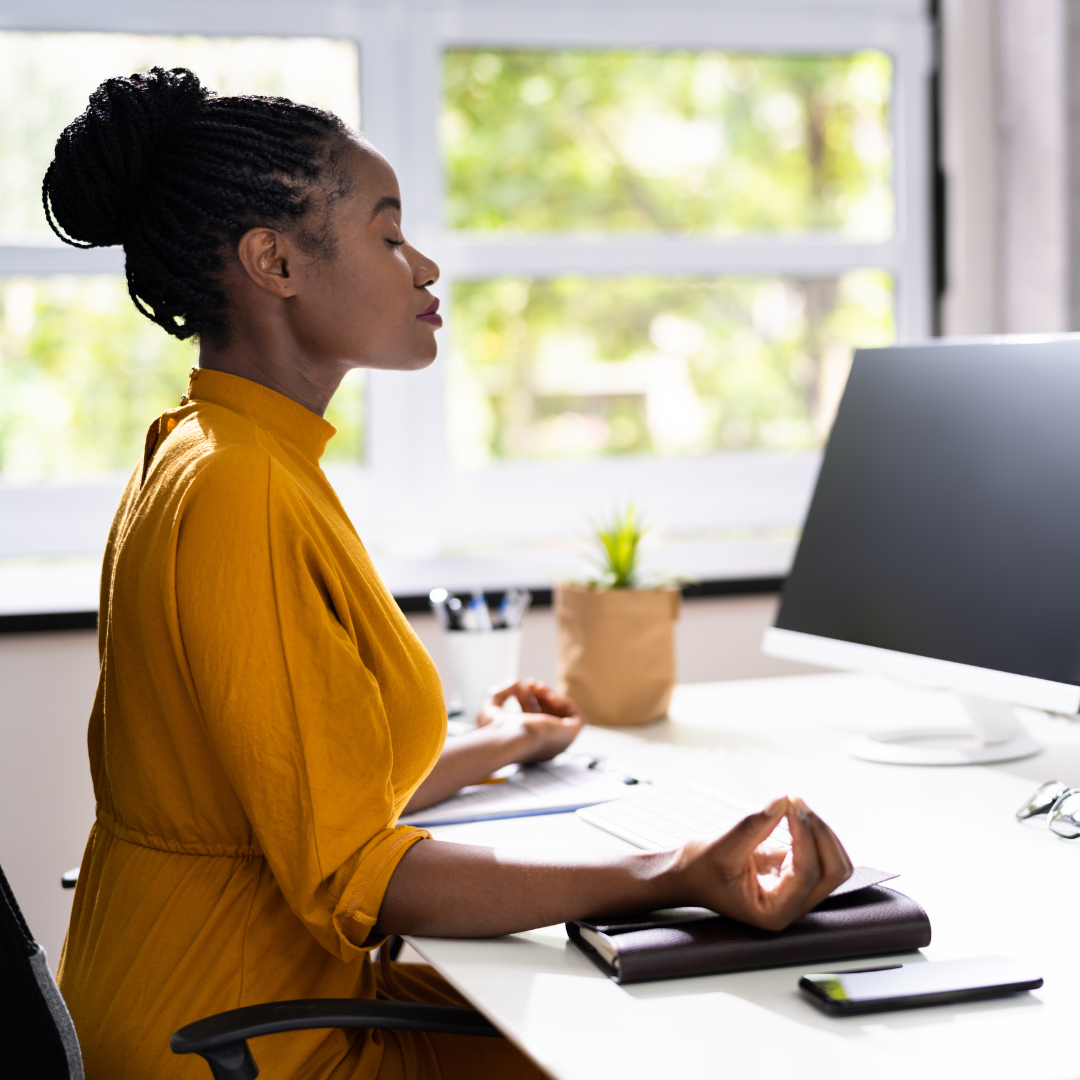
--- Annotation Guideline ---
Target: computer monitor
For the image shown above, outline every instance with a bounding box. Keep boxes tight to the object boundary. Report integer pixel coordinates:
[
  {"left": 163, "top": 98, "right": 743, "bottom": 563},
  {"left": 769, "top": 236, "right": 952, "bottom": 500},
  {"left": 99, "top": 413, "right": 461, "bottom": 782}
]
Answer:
[{"left": 762, "top": 336, "right": 1080, "bottom": 765}]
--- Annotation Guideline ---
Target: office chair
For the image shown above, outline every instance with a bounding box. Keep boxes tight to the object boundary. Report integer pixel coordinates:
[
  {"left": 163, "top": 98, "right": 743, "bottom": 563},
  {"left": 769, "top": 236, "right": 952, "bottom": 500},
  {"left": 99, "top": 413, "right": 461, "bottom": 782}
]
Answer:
[
  {"left": 0, "top": 860, "right": 84, "bottom": 1079},
  {"left": 2, "top": 860, "right": 502, "bottom": 1080}
]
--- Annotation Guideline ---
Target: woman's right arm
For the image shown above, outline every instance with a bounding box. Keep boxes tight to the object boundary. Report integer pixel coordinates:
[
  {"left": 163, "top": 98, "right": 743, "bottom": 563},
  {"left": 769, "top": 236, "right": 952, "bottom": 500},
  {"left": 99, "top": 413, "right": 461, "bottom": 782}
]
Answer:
[{"left": 375, "top": 796, "right": 852, "bottom": 938}]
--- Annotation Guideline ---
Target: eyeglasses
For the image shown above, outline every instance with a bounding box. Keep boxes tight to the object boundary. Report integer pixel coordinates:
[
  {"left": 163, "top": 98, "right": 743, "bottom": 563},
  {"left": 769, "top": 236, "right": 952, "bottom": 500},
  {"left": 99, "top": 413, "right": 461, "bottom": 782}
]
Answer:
[{"left": 1016, "top": 780, "right": 1080, "bottom": 839}]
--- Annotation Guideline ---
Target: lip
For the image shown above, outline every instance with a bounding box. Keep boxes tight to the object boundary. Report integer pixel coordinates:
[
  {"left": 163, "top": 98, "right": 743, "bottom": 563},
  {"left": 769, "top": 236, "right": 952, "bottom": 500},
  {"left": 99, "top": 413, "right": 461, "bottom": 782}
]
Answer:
[{"left": 417, "top": 297, "right": 442, "bottom": 327}]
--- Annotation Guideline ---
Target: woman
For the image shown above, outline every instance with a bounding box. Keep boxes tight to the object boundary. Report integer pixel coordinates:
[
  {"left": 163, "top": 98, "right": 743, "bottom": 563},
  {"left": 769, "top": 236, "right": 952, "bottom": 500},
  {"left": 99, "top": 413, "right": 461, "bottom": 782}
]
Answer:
[{"left": 47, "top": 68, "right": 852, "bottom": 1080}]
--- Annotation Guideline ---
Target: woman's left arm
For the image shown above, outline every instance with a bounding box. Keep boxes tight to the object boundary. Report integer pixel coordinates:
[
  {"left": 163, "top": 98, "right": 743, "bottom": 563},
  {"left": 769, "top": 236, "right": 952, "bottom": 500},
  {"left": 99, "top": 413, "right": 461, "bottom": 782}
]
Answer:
[{"left": 403, "top": 680, "right": 583, "bottom": 813}]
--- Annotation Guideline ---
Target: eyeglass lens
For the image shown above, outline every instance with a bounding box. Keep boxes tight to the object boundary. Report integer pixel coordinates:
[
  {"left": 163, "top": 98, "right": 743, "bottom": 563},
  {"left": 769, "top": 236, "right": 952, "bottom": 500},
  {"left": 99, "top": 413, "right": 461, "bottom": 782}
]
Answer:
[
  {"left": 1016, "top": 780, "right": 1072, "bottom": 821},
  {"left": 1049, "top": 791, "right": 1080, "bottom": 839}
]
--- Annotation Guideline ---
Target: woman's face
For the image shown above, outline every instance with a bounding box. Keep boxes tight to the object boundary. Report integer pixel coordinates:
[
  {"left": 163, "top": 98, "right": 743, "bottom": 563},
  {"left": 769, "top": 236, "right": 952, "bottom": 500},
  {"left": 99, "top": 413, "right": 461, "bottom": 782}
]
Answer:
[{"left": 282, "top": 141, "right": 441, "bottom": 374}]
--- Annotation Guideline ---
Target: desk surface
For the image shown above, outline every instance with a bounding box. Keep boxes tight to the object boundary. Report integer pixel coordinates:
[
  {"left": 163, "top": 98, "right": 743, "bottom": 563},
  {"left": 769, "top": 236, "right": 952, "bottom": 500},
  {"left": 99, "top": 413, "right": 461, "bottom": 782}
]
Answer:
[{"left": 406, "top": 673, "right": 1080, "bottom": 1080}]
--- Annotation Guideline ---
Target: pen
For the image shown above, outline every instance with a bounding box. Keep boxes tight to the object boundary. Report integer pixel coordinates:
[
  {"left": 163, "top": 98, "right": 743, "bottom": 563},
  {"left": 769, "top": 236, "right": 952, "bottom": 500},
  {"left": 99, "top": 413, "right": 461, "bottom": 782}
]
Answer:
[
  {"left": 445, "top": 596, "right": 464, "bottom": 630},
  {"left": 468, "top": 589, "right": 493, "bottom": 631},
  {"left": 499, "top": 588, "right": 532, "bottom": 629},
  {"left": 496, "top": 590, "right": 516, "bottom": 628}
]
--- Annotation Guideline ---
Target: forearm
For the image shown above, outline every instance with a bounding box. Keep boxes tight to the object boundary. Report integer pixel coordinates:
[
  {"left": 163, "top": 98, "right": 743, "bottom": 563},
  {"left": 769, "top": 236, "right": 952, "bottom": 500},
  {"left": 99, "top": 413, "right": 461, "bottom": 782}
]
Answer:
[
  {"left": 375, "top": 838, "right": 686, "bottom": 937},
  {"left": 404, "top": 726, "right": 526, "bottom": 813}
]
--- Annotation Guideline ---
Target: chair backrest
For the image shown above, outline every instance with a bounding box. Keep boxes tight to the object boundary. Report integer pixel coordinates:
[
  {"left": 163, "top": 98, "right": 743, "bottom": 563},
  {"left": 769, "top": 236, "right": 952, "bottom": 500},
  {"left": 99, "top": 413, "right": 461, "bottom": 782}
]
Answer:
[{"left": 0, "top": 860, "right": 84, "bottom": 1080}]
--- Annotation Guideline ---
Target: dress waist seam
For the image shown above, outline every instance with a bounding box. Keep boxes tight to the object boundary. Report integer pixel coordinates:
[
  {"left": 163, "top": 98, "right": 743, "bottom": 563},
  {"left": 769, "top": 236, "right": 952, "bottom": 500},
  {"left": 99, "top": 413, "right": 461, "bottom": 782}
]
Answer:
[{"left": 95, "top": 811, "right": 265, "bottom": 860}]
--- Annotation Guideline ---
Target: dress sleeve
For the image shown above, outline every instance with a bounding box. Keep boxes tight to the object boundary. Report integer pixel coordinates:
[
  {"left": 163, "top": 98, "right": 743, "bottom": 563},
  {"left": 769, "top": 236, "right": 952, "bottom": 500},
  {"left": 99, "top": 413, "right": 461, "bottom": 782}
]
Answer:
[{"left": 174, "top": 445, "right": 427, "bottom": 961}]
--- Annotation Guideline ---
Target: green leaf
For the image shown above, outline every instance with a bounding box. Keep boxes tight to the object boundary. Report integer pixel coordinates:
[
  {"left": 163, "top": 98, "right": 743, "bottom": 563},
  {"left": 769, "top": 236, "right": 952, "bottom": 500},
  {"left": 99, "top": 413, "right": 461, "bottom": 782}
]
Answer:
[{"left": 590, "top": 502, "right": 649, "bottom": 589}]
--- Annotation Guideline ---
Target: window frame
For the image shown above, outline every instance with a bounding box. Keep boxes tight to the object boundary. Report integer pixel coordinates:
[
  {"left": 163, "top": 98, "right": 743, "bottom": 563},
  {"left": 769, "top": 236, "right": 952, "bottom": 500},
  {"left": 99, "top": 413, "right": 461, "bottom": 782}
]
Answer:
[{"left": 0, "top": 0, "right": 933, "bottom": 602}]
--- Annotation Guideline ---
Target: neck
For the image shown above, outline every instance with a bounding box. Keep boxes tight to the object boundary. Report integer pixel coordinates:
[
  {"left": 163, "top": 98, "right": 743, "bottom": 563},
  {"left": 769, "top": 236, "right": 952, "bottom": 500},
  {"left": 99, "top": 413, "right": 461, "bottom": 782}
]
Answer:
[{"left": 197, "top": 312, "right": 348, "bottom": 418}]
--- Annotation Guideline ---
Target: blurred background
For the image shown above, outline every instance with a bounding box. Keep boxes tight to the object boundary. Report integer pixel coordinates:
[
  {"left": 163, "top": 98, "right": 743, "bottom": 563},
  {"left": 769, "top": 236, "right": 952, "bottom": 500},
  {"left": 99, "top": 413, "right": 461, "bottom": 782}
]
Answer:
[
  {"left": 0, "top": 1, "right": 912, "bottom": 609},
  {"left": 0, "top": 0, "right": 1075, "bottom": 961}
]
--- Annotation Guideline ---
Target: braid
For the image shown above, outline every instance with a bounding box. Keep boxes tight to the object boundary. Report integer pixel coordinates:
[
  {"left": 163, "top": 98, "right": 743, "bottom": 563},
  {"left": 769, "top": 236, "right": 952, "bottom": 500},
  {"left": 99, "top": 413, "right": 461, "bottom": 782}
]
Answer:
[{"left": 42, "top": 66, "right": 351, "bottom": 341}]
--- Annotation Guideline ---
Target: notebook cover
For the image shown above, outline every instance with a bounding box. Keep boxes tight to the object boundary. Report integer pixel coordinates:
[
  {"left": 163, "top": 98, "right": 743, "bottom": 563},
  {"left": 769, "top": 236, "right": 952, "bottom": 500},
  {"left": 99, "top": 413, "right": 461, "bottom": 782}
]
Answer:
[{"left": 567, "top": 882, "right": 931, "bottom": 985}]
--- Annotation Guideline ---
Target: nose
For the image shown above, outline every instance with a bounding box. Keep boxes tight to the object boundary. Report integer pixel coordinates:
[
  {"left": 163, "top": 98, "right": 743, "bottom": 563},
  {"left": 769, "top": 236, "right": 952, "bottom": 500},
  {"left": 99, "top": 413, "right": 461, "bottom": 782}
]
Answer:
[{"left": 411, "top": 246, "right": 440, "bottom": 288}]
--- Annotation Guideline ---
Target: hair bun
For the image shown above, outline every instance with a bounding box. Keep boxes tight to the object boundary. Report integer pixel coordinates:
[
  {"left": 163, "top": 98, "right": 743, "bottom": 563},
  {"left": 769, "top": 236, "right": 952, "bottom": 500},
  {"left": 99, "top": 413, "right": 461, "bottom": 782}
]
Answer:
[{"left": 43, "top": 66, "right": 210, "bottom": 248}]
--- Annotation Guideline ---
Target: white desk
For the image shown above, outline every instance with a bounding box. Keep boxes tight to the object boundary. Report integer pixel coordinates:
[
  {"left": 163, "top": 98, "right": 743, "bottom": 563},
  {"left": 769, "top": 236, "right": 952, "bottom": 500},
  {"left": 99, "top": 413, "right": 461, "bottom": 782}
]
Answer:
[{"left": 406, "top": 674, "right": 1080, "bottom": 1080}]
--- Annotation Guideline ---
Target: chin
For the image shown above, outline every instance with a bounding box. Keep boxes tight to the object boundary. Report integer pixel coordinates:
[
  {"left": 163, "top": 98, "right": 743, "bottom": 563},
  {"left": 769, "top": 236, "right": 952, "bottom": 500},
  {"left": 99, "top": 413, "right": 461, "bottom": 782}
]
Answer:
[
  {"left": 394, "top": 353, "right": 437, "bottom": 372},
  {"left": 388, "top": 343, "right": 439, "bottom": 372},
  {"left": 361, "top": 335, "right": 439, "bottom": 372}
]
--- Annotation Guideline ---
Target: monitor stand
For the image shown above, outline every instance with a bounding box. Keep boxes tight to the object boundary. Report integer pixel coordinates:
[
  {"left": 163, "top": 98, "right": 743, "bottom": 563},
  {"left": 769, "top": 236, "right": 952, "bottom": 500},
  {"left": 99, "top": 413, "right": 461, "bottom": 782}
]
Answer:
[{"left": 849, "top": 695, "right": 1043, "bottom": 765}]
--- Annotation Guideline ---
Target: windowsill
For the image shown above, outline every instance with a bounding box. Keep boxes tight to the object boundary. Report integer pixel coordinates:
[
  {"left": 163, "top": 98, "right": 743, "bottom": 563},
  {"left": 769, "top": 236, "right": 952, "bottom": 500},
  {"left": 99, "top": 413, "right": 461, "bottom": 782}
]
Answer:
[
  {"left": 0, "top": 576, "right": 784, "bottom": 633},
  {"left": 0, "top": 536, "right": 792, "bottom": 630}
]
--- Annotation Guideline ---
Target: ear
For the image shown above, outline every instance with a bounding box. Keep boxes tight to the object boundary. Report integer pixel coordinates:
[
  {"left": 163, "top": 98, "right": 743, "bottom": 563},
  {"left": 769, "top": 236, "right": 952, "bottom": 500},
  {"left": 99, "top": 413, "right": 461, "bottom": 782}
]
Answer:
[{"left": 235, "top": 227, "right": 297, "bottom": 298}]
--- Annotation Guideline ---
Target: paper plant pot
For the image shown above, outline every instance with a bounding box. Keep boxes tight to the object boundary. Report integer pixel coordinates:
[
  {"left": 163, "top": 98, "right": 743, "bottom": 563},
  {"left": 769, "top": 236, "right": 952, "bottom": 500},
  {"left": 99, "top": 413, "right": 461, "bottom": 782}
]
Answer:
[{"left": 555, "top": 584, "right": 681, "bottom": 726}]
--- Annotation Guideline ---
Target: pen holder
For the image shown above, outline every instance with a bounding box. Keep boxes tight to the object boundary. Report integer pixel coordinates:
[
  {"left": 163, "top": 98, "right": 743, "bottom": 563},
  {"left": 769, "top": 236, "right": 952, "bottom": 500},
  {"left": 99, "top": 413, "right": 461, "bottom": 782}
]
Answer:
[{"left": 444, "top": 628, "right": 523, "bottom": 723}]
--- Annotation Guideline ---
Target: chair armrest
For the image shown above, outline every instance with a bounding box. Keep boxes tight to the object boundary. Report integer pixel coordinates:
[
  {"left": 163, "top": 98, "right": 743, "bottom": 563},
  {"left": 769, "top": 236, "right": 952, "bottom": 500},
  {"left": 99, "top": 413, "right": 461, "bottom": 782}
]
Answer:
[{"left": 172, "top": 998, "right": 502, "bottom": 1080}]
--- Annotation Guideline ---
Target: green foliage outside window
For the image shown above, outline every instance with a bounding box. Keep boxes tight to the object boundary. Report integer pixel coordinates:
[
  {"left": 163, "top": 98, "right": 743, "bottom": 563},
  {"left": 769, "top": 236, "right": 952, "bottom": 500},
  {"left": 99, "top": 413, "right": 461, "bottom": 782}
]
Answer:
[
  {"left": 448, "top": 272, "right": 894, "bottom": 467},
  {"left": 0, "top": 277, "right": 364, "bottom": 478},
  {"left": 443, "top": 49, "right": 893, "bottom": 236}
]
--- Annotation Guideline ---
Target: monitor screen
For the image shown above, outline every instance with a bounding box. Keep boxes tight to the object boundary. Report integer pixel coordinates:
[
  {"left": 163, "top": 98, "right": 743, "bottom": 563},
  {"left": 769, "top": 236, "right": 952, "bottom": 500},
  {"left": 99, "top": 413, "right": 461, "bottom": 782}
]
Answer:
[{"left": 775, "top": 338, "right": 1080, "bottom": 688}]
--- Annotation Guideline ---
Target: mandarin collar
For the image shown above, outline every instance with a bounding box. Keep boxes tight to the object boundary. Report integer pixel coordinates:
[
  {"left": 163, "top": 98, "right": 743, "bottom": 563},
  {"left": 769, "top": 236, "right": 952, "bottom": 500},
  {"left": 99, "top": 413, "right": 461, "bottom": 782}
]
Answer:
[{"left": 184, "top": 367, "right": 336, "bottom": 464}]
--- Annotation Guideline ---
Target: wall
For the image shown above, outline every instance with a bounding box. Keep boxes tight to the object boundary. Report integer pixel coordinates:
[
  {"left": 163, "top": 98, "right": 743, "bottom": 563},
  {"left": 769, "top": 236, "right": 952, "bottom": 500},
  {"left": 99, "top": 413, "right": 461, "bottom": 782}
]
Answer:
[
  {"left": 0, "top": 630, "right": 99, "bottom": 972},
  {"left": 0, "top": 594, "right": 818, "bottom": 971}
]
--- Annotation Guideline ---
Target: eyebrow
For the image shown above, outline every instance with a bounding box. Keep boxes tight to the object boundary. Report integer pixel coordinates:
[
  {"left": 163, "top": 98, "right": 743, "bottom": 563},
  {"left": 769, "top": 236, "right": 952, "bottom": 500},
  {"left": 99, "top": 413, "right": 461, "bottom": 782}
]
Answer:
[{"left": 370, "top": 195, "right": 402, "bottom": 221}]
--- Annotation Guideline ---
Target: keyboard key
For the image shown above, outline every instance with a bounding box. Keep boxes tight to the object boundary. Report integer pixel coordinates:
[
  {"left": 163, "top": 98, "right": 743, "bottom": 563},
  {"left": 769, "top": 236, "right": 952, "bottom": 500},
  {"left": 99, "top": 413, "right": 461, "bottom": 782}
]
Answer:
[{"left": 577, "top": 783, "right": 791, "bottom": 851}]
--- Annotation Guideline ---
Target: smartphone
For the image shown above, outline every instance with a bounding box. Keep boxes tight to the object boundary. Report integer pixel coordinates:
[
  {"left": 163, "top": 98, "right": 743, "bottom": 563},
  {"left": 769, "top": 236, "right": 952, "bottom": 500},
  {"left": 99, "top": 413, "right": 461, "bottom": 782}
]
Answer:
[{"left": 799, "top": 956, "right": 1042, "bottom": 1016}]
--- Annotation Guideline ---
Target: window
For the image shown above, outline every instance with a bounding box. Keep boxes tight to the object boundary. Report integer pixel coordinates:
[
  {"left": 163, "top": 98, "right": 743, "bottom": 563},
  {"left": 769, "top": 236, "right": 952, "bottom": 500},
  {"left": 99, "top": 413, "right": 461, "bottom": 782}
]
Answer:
[
  {"left": 0, "top": 2, "right": 932, "bottom": 609},
  {"left": 0, "top": 276, "right": 364, "bottom": 476},
  {"left": 449, "top": 272, "right": 893, "bottom": 466},
  {"left": 0, "top": 31, "right": 363, "bottom": 473},
  {"left": 442, "top": 50, "right": 893, "bottom": 237},
  {"left": 441, "top": 49, "right": 897, "bottom": 480},
  {"left": 0, "top": 28, "right": 364, "bottom": 610},
  {"left": 0, "top": 32, "right": 360, "bottom": 239}
]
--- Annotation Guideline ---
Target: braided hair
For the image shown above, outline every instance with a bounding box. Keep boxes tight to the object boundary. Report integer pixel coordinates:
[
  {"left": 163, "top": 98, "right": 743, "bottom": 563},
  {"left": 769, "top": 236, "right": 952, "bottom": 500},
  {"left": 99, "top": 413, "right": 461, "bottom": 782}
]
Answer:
[{"left": 42, "top": 66, "right": 352, "bottom": 341}]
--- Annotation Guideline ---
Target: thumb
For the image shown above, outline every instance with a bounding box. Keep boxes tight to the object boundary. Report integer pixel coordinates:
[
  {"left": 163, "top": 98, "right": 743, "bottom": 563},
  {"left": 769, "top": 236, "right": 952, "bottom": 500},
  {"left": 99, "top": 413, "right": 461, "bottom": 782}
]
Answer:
[{"left": 722, "top": 797, "right": 789, "bottom": 860}]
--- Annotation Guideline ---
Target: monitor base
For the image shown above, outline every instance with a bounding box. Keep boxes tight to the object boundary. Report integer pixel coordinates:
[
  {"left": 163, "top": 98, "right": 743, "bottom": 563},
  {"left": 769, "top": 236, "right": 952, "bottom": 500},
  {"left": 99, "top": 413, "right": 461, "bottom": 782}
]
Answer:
[
  {"left": 850, "top": 728, "right": 1043, "bottom": 765},
  {"left": 849, "top": 696, "right": 1043, "bottom": 765}
]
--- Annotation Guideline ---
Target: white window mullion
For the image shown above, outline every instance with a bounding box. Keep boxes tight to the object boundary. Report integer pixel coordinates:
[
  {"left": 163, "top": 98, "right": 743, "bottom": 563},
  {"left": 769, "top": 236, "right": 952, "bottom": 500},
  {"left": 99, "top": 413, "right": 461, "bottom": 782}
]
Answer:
[
  {"left": 357, "top": 12, "right": 449, "bottom": 544},
  {"left": 439, "top": 237, "right": 903, "bottom": 280},
  {"left": 0, "top": 244, "right": 124, "bottom": 276}
]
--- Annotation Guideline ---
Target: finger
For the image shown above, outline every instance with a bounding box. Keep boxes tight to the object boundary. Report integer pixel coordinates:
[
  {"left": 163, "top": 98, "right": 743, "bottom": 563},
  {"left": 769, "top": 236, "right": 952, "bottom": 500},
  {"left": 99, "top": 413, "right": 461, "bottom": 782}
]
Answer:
[
  {"left": 750, "top": 847, "right": 788, "bottom": 893},
  {"left": 795, "top": 801, "right": 854, "bottom": 912},
  {"left": 517, "top": 684, "right": 544, "bottom": 713},
  {"left": 752, "top": 846, "right": 788, "bottom": 875},
  {"left": 770, "top": 797, "right": 823, "bottom": 911},
  {"left": 485, "top": 680, "right": 522, "bottom": 709},
  {"left": 720, "top": 797, "right": 790, "bottom": 862},
  {"left": 530, "top": 681, "right": 580, "bottom": 719}
]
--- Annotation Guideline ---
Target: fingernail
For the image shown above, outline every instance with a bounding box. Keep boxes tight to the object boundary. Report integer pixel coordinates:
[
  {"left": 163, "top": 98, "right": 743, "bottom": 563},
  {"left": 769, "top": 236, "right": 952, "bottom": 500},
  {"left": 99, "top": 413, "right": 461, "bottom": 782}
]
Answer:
[{"left": 765, "top": 796, "right": 786, "bottom": 815}]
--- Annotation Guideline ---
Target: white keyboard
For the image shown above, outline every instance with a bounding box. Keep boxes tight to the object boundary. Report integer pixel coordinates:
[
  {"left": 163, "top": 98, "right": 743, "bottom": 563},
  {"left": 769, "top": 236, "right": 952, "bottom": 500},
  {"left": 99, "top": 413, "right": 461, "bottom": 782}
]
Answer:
[{"left": 577, "top": 783, "right": 791, "bottom": 851}]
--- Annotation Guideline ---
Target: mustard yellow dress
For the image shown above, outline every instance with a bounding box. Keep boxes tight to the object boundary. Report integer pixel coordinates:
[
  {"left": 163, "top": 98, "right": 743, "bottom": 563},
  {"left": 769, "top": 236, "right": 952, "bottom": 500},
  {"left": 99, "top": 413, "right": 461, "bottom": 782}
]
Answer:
[{"left": 58, "top": 369, "right": 541, "bottom": 1080}]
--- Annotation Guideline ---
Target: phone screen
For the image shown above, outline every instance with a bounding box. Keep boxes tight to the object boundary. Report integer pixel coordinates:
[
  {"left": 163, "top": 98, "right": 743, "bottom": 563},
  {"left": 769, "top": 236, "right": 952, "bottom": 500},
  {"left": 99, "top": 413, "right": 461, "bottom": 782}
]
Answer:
[{"left": 800, "top": 957, "right": 1042, "bottom": 1016}]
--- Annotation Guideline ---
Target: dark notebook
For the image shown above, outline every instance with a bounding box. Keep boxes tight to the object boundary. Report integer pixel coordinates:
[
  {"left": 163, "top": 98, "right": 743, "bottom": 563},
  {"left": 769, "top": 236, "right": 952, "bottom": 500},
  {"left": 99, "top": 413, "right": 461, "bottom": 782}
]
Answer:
[{"left": 567, "top": 868, "right": 931, "bottom": 985}]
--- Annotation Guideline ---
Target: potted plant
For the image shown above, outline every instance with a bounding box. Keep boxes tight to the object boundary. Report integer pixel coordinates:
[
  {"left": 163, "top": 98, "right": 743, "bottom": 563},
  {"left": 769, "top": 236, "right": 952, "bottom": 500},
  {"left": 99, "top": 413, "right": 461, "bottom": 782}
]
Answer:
[{"left": 555, "top": 505, "right": 680, "bottom": 726}]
